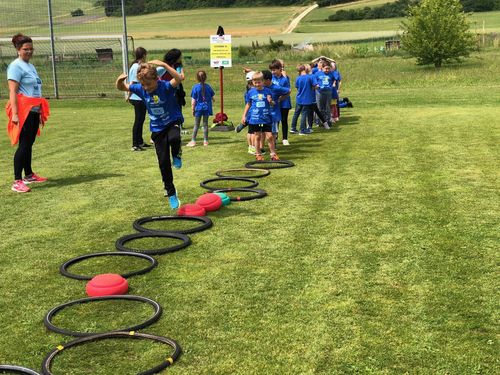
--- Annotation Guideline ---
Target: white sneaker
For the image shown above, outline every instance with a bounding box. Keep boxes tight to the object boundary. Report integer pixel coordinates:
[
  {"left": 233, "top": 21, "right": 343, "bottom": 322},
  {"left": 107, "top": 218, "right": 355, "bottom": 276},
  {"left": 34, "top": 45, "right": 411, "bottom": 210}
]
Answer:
[
  {"left": 186, "top": 141, "right": 196, "bottom": 147},
  {"left": 282, "top": 139, "right": 290, "bottom": 146},
  {"left": 323, "top": 122, "right": 331, "bottom": 130}
]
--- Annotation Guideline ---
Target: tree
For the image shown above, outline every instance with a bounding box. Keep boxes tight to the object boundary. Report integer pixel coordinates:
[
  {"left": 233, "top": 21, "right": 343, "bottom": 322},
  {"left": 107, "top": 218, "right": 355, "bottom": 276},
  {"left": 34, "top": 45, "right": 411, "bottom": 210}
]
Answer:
[{"left": 401, "top": 0, "right": 476, "bottom": 67}]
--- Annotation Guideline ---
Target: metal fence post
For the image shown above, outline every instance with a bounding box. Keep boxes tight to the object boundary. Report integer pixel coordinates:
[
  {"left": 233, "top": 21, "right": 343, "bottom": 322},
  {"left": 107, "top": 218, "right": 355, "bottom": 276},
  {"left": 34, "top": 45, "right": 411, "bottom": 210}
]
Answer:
[{"left": 47, "top": 0, "right": 59, "bottom": 99}]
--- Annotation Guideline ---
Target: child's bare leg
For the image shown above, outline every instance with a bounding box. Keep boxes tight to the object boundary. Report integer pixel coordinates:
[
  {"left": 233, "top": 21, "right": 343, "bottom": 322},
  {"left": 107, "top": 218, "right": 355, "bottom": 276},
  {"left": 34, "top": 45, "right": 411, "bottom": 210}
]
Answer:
[
  {"left": 254, "top": 132, "right": 262, "bottom": 155},
  {"left": 266, "top": 132, "right": 276, "bottom": 154}
]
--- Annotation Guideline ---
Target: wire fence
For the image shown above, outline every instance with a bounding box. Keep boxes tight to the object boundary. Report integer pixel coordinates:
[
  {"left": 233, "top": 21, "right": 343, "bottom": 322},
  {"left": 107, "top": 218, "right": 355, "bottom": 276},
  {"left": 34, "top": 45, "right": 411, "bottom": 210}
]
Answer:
[{"left": 0, "top": 0, "right": 131, "bottom": 98}]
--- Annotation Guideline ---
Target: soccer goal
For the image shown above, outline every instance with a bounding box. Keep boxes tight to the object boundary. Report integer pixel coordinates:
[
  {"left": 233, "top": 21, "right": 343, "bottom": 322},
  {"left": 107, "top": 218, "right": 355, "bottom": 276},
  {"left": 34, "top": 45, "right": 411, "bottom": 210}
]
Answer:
[{"left": 0, "top": 34, "right": 134, "bottom": 99}]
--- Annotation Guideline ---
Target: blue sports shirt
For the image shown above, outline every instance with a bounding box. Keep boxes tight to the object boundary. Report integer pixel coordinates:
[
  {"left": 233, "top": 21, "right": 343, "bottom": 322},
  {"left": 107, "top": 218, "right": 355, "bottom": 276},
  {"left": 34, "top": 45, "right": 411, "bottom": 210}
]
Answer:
[
  {"left": 267, "top": 83, "right": 290, "bottom": 122},
  {"left": 245, "top": 87, "right": 273, "bottom": 125},
  {"left": 295, "top": 75, "right": 316, "bottom": 105},
  {"left": 271, "top": 74, "right": 292, "bottom": 109},
  {"left": 190, "top": 83, "right": 215, "bottom": 117},
  {"left": 129, "top": 80, "right": 183, "bottom": 132}
]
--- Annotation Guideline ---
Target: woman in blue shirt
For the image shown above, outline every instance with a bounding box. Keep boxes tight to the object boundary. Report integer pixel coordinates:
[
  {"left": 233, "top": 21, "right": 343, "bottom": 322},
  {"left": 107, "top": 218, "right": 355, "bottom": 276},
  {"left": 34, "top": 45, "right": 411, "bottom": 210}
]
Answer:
[
  {"left": 128, "top": 47, "right": 151, "bottom": 151},
  {"left": 7, "top": 33, "right": 47, "bottom": 193}
]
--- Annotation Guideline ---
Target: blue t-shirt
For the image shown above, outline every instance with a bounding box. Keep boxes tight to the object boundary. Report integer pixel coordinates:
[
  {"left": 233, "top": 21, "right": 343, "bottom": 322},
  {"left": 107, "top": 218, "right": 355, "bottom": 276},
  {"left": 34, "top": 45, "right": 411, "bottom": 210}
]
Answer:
[
  {"left": 129, "top": 80, "right": 184, "bottom": 133},
  {"left": 295, "top": 75, "right": 316, "bottom": 105},
  {"left": 271, "top": 74, "right": 292, "bottom": 109},
  {"left": 245, "top": 87, "right": 273, "bottom": 125},
  {"left": 128, "top": 63, "right": 141, "bottom": 101},
  {"left": 267, "top": 83, "right": 290, "bottom": 123},
  {"left": 315, "top": 71, "right": 333, "bottom": 92},
  {"left": 7, "top": 58, "right": 42, "bottom": 98},
  {"left": 191, "top": 83, "right": 215, "bottom": 117}
]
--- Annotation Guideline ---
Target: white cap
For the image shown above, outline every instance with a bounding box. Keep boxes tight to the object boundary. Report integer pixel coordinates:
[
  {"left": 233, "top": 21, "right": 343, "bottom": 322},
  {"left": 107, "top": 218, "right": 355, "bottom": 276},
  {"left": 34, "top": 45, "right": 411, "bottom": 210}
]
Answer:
[{"left": 245, "top": 71, "right": 255, "bottom": 82}]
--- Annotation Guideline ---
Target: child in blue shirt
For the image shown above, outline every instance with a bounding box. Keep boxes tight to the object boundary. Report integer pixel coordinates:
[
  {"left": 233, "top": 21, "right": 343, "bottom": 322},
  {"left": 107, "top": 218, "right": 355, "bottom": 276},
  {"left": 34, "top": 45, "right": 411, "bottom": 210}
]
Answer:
[
  {"left": 290, "top": 64, "right": 317, "bottom": 135},
  {"left": 262, "top": 70, "right": 290, "bottom": 150},
  {"left": 241, "top": 72, "right": 279, "bottom": 161},
  {"left": 116, "top": 61, "right": 183, "bottom": 209},
  {"left": 269, "top": 59, "right": 292, "bottom": 145},
  {"left": 187, "top": 70, "right": 215, "bottom": 147},
  {"left": 314, "top": 60, "right": 334, "bottom": 128}
]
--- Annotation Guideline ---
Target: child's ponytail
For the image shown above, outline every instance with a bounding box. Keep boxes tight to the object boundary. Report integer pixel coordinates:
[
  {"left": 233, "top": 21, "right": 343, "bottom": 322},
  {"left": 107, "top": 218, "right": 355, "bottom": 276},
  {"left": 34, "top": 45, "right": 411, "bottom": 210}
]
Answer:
[{"left": 196, "top": 70, "right": 207, "bottom": 99}]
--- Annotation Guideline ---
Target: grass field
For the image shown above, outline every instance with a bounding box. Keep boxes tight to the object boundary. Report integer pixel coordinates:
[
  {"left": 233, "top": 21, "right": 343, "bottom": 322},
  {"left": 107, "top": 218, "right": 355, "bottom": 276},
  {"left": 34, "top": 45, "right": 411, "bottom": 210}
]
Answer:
[{"left": 0, "top": 43, "right": 498, "bottom": 374}]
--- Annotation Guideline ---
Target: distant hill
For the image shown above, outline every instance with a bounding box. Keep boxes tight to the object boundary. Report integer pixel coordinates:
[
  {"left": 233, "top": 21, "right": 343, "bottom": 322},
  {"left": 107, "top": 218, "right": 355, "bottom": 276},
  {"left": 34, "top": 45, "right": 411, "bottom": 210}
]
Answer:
[{"left": 100, "top": 0, "right": 308, "bottom": 16}]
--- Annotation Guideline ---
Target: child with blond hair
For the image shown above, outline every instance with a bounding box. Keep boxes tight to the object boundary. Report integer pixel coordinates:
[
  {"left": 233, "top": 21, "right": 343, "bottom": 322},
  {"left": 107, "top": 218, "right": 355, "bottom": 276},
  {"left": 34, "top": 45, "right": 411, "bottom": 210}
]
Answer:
[{"left": 188, "top": 70, "right": 215, "bottom": 147}]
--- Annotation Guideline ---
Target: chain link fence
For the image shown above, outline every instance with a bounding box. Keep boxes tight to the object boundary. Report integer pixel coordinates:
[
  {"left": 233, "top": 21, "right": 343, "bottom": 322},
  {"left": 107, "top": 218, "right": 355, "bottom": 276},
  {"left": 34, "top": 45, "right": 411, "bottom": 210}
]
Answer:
[{"left": 0, "top": 0, "right": 132, "bottom": 98}]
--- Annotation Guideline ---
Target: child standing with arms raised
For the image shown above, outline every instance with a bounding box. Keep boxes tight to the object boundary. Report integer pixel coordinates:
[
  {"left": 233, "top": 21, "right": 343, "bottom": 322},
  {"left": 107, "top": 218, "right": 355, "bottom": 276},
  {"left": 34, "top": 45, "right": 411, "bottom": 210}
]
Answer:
[
  {"left": 187, "top": 70, "right": 215, "bottom": 147},
  {"left": 116, "top": 61, "right": 183, "bottom": 209}
]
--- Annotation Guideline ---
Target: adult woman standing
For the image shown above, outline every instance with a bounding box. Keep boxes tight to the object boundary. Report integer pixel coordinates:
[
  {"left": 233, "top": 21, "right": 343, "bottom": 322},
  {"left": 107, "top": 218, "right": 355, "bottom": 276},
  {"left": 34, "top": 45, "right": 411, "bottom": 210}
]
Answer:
[
  {"left": 128, "top": 47, "right": 150, "bottom": 151},
  {"left": 7, "top": 33, "right": 49, "bottom": 193}
]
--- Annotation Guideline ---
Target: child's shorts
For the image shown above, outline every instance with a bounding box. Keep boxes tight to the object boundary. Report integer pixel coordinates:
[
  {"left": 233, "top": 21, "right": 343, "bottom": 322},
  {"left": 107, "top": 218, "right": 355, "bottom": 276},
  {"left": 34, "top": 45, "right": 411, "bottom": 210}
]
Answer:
[{"left": 249, "top": 123, "right": 272, "bottom": 133}]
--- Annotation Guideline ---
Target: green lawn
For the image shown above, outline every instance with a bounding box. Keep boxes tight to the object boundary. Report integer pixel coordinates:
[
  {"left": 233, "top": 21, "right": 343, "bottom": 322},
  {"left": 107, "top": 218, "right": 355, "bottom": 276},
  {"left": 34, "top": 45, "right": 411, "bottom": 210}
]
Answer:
[
  {"left": 298, "top": 9, "right": 500, "bottom": 34},
  {"left": 0, "top": 48, "right": 499, "bottom": 374}
]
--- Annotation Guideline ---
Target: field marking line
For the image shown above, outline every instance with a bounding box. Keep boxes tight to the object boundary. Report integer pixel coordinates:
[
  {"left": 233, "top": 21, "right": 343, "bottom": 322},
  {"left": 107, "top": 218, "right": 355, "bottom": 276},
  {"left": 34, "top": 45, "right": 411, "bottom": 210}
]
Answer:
[{"left": 283, "top": 3, "right": 319, "bottom": 34}]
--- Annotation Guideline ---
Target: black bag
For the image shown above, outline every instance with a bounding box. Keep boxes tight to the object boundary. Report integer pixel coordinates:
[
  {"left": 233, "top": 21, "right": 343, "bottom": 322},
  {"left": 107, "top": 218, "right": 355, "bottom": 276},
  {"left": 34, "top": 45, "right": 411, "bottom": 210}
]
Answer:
[{"left": 176, "top": 83, "right": 186, "bottom": 107}]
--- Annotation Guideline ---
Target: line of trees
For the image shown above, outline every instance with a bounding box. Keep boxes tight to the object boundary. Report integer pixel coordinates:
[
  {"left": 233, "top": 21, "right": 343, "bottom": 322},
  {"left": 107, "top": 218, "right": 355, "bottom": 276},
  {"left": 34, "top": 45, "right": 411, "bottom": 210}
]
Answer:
[
  {"left": 96, "top": 0, "right": 308, "bottom": 16},
  {"left": 326, "top": 0, "right": 500, "bottom": 22}
]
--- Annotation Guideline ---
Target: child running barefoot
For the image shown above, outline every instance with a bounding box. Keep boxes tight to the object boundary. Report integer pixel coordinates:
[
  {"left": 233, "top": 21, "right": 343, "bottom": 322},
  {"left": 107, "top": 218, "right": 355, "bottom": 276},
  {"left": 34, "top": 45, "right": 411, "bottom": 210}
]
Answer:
[
  {"left": 241, "top": 71, "right": 279, "bottom": 161},
  {"left": 116, "top": 61, "right": 183, "bottom": 209},
  {"left": 188, "top": 70, "right": 215, "bottom": 147}
]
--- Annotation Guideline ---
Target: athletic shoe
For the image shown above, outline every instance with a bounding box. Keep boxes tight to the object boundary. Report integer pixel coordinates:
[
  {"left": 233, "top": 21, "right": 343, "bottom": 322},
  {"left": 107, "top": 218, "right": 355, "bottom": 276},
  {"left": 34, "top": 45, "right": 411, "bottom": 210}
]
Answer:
[
  {"left": 256, "top": 154, "right": 264, "bottom": 161},
  {"left": 131, "top": 146, "right": 145, "bottom": 151},
  {"left": 306, "top": 128, "right": 314, "bottom": 133},
  {"left": 23, "top": 173, "right": 48, "bottom": 184},
  {"left": 168, "top": 193, "right": 180, "bottom": 209},
  {"left": 299, "top": 131, "right": 309, "bottom": 136},
  {"left": 260, "top": 148, "right": 266, "bottom": 155},
  {"left": 248, "top": 145, "right": 256, "bottom": 155},
  {"left": 203, "top": 140, "right": 209, "bottom": 146},
  {"left": 186, "top": 141, "right": 196, "bottom": 147},
  {"left": 282, "top": 139, "right": 290, "bottom": 146},
  {"left": 323, "top": 122, "right": 331, "bottom": 130},
  {"left": 12, "top": 180, "right": 31, "bottom": 193},
  {"left": 172, "top": 156, "right": 182, "bottom": 169},
  {"left": 271, "top": 153, "right": 280, "bottom": 161},
  {"left": 235, "top": 123, "right": 247, "bottom": 133},
  {"left": 289, "top": 129, "right": 298, "bottom": 134},
  {"left": 140, "top": 143, "right": 152, "bottom": 148}
]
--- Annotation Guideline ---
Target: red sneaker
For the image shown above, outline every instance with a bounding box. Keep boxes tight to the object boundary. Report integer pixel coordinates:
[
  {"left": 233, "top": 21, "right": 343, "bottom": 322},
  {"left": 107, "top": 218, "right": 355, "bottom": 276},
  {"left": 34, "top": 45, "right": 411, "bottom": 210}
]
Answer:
[
  {"left": 11, "top": 180, "right": 31, "bottom": 193},
  {"left": 23, "top": 173, "right": 48, "bottom": 184}
]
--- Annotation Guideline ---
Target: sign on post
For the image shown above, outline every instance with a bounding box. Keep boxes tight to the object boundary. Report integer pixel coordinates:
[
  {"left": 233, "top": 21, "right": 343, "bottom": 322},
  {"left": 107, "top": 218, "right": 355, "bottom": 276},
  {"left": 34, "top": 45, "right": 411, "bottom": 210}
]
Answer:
[{"left": 210, "top": 34, "right": 232, "bottom": 68}]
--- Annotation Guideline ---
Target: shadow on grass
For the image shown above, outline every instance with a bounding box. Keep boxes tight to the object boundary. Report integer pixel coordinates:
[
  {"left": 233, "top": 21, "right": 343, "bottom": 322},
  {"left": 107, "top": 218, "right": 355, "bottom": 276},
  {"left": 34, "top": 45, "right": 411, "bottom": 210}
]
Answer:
[
  {"left": 336, "top": 114, "right": 360, "bottom": 126},
  {"left": 34, "top": 173, "right": 125, "bottom": 189}
]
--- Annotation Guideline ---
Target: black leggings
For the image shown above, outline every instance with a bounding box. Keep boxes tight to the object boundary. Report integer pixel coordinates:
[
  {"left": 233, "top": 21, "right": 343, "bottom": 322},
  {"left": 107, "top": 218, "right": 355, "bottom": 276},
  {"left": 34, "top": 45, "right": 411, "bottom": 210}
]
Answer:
[
  {"left": 151, "top": 122, "right": 182, "bottom": 196},
  {"left": 280, "top": 108, "right": 290, "bottom": 140},
  {"left": 309, "top": 103, "right": 327, "bottom": 126},
  {"left": 14, "top": 111, "right": 39, "bottom": 180},
  {"left": 130, "top": 99, "right": 146, "bottom": 147}
]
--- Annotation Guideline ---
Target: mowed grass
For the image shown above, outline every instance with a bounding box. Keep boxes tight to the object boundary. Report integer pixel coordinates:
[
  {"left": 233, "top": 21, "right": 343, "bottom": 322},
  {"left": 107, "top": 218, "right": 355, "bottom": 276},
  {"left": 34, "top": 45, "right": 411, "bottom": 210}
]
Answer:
[
  {"left": 298, "top": 9, "right": 500, "bottom": 34},
  {"left": 0, "top": 49, "right": 499, "bottom": 374}
]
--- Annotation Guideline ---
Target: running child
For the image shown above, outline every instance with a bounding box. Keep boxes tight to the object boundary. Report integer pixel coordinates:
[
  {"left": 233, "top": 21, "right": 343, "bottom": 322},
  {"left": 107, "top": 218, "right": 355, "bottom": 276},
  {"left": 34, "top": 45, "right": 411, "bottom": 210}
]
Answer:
[
  {"left": 241, "top": 71, "right": 278, "bottom": 161},
  {"left": 116, "top": 61, "right": 183, "bottom": 209},
  {"left": 187, "top": 70, "right": 215, "bottom": 147}
]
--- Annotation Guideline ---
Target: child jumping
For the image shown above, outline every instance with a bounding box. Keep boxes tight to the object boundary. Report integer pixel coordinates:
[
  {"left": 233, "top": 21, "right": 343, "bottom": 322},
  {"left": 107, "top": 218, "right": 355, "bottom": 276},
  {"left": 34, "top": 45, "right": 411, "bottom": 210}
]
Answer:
[
  {"left": 241, "top": 71, "right": 279, "bottom": 161},
  {"left": 116, "top": 61, "right": 183, "bottom": 209},
  {"left": 188, "top": 70, "right": 215, "bottom": 147}
]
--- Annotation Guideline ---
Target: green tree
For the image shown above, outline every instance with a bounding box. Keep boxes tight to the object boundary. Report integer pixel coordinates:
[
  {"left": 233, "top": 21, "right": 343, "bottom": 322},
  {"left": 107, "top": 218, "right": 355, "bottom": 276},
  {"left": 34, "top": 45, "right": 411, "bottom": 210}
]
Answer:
[{"left": 401, "top": 0, "right": 476, "bottom": 67}]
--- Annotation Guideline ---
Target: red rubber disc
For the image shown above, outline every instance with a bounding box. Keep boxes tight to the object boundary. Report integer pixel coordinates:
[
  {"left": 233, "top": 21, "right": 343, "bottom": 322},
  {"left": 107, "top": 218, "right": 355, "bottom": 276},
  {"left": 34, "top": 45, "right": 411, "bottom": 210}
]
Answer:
[
  {"left": 195, "top": 193, "right": 223, "bottom": 212},
  {"left": 177, "top": 203, "right": 206, "bottom": 216},
  {"left": 86, "top": 273, "right": 129, "bottom": 297}
]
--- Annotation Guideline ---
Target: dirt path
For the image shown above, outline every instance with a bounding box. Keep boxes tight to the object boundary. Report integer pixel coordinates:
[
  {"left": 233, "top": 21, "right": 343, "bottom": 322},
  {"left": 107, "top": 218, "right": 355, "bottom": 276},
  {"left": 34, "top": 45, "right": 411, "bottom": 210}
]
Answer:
[{"left": 283, "top": 3, "right": 319, "bottom": 34}]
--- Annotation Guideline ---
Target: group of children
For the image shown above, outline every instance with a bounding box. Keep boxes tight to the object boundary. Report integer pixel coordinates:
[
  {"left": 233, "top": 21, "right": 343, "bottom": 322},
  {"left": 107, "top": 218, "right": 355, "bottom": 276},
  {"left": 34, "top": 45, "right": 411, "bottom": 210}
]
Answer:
[{"left": 116, "top": 50, "right": 345, "bottom": 209}]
